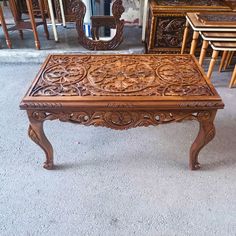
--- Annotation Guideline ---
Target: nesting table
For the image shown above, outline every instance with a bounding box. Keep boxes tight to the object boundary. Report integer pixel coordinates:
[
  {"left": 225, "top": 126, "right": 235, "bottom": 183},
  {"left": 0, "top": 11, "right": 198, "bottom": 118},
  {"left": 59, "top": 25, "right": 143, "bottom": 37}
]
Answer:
[
  {"left": 20, "top": 54, "right": 224, "bottom": 170},
  {"left": 181, "top": 13, "right": 236, "bottom": 55}
]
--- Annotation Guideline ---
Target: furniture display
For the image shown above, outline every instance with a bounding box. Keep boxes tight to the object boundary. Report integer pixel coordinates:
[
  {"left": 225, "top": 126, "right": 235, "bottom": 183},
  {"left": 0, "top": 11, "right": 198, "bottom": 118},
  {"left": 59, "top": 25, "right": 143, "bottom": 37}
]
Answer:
[
  {"left": 20, "top": 54, "right": 224, "bottom": 170},
  {"left": 0, "top": 3, "right": 12, "bottom": 48},
  {"left": 145, "top": 0, "right": 232, "bottom": 54},
  {"left": 8, "top": 0, "right": 49, "bottom": 49},
  {"left": 181, "top": 13, "right": 236, "bottom": 56},
  {"left": 73, "top": 0, "right": 125, "bottom": 50}
]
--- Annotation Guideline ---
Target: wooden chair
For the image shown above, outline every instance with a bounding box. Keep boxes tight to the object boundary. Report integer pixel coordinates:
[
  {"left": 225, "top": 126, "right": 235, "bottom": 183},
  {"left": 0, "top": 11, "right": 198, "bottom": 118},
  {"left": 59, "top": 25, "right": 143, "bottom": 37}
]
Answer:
[
  {"left": 8, "top": 0, "right": 49, "bottom": 49},
  {"left": 0, "top": 3, "right": 12, "bottom": 48}
]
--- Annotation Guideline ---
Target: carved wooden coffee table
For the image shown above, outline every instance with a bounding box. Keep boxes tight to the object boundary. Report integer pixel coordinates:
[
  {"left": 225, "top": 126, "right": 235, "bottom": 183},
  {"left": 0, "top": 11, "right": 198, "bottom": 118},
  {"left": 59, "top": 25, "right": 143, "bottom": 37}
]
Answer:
[{"left": 20, "top": 54, "right": 224, "bottom": 170}]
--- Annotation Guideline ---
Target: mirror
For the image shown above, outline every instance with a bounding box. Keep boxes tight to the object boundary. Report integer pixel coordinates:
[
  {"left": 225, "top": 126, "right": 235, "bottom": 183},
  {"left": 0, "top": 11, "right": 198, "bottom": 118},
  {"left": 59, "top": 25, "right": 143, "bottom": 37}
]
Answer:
[{"left": 72, "top": 0, "right": 125, "bottom": 50}]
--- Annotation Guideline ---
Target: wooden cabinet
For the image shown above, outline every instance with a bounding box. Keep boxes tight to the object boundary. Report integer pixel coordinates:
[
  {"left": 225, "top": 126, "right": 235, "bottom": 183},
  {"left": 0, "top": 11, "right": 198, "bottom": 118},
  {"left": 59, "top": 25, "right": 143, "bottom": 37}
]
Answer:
[{"left": 145, "top": 0, "right": 233, "bottom": 54}]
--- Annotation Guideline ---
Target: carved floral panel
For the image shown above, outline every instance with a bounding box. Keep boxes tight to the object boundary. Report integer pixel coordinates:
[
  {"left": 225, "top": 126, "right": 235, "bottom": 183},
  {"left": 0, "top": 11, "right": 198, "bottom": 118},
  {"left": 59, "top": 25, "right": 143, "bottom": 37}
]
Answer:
[{"left": 30, "top": 55, "right": 214, "bottom": 97}]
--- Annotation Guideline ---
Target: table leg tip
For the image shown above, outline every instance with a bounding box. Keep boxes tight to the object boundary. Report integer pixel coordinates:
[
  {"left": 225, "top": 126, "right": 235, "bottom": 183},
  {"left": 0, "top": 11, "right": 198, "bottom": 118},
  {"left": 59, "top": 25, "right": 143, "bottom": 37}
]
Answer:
[
  {"left": 43, "top": 162, "right": 54, "bottom": 170},
  {"left": 190, "top": 162, "right": 201, "bottom": 170}
]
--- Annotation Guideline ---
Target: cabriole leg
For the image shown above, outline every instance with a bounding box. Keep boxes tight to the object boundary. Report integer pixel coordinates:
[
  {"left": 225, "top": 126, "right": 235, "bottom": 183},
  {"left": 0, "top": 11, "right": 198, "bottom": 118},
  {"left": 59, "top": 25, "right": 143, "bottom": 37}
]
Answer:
[
  {"left": 27, "top": 111, "right": 54, "bottom": 169},
  {"left": 190, "top": 111, "right": 217, "bottom": 170}
]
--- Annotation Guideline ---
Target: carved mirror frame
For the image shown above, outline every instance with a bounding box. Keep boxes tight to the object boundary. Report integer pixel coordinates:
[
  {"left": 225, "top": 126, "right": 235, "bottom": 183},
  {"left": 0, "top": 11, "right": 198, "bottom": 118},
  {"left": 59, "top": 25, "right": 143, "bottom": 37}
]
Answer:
[{"left": 72, "top": 0, "right": 125, "bottom": 50}]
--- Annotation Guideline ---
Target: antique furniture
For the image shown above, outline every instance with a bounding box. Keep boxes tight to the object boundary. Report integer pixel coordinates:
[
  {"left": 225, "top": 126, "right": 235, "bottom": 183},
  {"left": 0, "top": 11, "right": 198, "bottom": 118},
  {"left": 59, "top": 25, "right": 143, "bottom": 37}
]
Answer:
[
  {"left": 206, "top": 41, "right": 236, "bottom": 80},
  {"left": 0, "top": 3, "right": 12, "bottom": 48},
  {"left": 8, "top": 0, "right": 49, "bottom": 49},
  {"left": 198, "top": 31, "right": 236, "bottom": 66},
  {"left": 72, "top": 0, "right": 125, "bottom": 50},
  {"left": 54, "top": 0, "right": 76, "bottom": 23},
  {"left": 47, "top": 0, "right": 66, "bottom": 42},
  {"left": 229, "top": 65, "right": 236, "bottom": 88},
  {"left": 146, "top": 0, "right": 232, "bottom": 54},
  {"left": 20, "top": 54, "right": 224, "bottom": 170},
  {"left": 181, "top": 13, "right": 236, "bottom": 56},
  {"left": 90, "top": 16, "right": 116, "bottom": 40}
]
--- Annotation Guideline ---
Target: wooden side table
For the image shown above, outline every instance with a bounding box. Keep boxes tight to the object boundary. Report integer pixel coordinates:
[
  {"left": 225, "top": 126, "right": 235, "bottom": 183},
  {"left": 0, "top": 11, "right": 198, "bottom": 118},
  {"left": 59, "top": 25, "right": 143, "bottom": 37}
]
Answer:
[
  {"left": 181, "top": 13, "right": 236, "bottom": 55},
  {"left": 0, "top": 4, "right": 12, "bottom": 48},
  {"left": 198, "top": 31, "right": 236, "bottom": 66},
  {"left": 8, "top": 0, "right": 49, "bottom": 49},
  {"left": 207, "top": 41, "right": 236, "bottom": 80}
]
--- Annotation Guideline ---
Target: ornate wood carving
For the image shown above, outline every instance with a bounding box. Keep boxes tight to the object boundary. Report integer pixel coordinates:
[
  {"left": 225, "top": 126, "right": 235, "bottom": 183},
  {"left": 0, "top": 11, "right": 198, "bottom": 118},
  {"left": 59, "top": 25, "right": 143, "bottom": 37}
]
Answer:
[
  {"left": 29, "top": 55, "right": 214, "bottom": 97},
  {"left": 55, "top": 0, "right": 76, "bottom": 22},
  {"left": 71, "top": 0, "right": 125, "bottom": 50},
  {"left": 156, "top": 0, "right": 225, "bottom": 6},
  {"left": 20, "top": 54, "right": 224, "bottom": 170},
  {"left": 146, "top": 0, "right": 232, "bottom": 53}
]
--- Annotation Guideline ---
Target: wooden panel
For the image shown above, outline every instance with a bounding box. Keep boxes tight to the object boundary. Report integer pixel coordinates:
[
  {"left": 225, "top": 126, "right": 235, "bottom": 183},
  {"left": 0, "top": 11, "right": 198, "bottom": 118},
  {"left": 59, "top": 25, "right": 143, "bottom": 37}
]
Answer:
[{"left": 146, "top": 0, "right": 233, "bottom": 53}]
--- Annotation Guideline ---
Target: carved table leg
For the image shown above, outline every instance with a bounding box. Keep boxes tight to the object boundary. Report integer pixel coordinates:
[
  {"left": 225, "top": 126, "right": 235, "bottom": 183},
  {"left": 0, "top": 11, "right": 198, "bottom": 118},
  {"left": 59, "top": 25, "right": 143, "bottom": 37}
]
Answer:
[
  {"left": 190, "top": 111, "right": 216, "bottom": 170},
  {"left": 27, "top": 112, "right": 54, "bottom": 169}
]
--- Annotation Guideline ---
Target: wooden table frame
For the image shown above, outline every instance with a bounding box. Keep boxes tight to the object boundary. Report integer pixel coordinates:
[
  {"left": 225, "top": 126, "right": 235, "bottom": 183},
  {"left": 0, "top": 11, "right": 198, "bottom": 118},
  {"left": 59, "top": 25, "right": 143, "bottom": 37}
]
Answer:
[
  {"left": 0, "top": 4, "right": 12, "bottom": 48},
  {"left": 181, "top": 13, "right": 236, "bottom": 55},
  {"left": 206, "top": 41, "right": 236, "bottom": 80},
  {"left": 47, "top": 0, "right": 66, "bottom": 42},
  {"left": 198, "top": 31, "right": 236, "bottom": 66},
  {"left": 20, "top": 54, "right": 224, "bottom": 171},
  {"left": 8, "top": 0, "right": 49, "bottom": 49}
]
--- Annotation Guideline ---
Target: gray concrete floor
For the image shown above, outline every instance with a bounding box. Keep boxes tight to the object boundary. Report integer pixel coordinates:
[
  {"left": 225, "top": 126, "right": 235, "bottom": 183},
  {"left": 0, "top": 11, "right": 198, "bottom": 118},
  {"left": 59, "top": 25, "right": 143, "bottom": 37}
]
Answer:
[{"left": 0, "top": 60, "right": 236, "bottom": 236}]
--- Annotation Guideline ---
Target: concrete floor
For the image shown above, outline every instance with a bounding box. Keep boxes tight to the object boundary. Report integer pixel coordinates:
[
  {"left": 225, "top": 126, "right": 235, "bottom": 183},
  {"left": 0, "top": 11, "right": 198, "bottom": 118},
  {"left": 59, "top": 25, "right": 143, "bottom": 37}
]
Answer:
[{"left": 0, "top": 60, "right": 236, "bottom": 236}]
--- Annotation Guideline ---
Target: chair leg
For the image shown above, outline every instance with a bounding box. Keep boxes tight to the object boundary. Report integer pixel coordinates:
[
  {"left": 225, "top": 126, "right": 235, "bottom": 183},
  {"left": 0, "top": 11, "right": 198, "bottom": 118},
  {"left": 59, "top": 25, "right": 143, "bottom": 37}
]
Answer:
[
  {"left": 199, "top": 40, "right": 209, "bottom": 66},
  {"left": 229, "top": 65, "right": 236, "bottom": 88},
  {"left": 207, "top": 50, "right": 219, "bottom": 79},
  {"left": 219, "top": 51, "right": 228, "bottom": 72},
  {"left": 25, "top": 0, "right": 40, "bottom": 49},
  {"left": 190, "top": 31, "right": 199, "bottom": 55},
  {"left": 0, "top": 5, "right": 12, "bottom": 48},
  {"left": 181, "top": 20, "right": 189, "bottom": 54},
  {"left": 38, "top": 0, "right": 49, "bottom": 40}
]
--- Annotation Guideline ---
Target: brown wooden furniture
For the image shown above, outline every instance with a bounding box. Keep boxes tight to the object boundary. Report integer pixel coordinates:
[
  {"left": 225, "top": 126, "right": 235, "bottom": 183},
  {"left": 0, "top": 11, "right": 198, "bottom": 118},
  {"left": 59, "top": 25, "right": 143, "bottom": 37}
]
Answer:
[
  {"left": 207, "top": 42, "right": 236, "bottom": 80},
  {"left": 90, "top": 16, "right": 116, "bottom": 40},
  {"left": 0, "top": 4, "right": 12, "bottom": 48},
  {"left": 54, "top": 0, "right": 75, "bottom": 23},
  {"left": 229, "top": 65, "right": 236, "bottom": 88},
  {"left": 181, "top": 13, "right": 236, "bottom": 56},
  {"left": 8, "top": 0, "right": 49, "bottom": 49},
  {"left": 145, "top": 0, "right": 232, "bottom": 54},
  {"left": 20, "top": 54, "right": 224, "bottom": 170},
  {"left": 73, "top": 0, "right": 125, "bottom": 50},
  {"left": 198, "top": 32, "right": 236, "bottom": 67}
]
